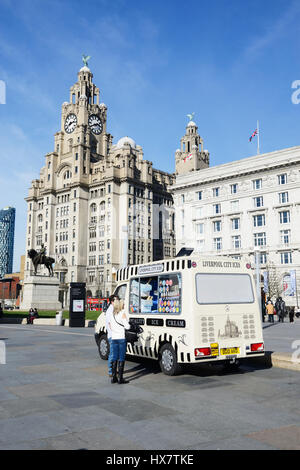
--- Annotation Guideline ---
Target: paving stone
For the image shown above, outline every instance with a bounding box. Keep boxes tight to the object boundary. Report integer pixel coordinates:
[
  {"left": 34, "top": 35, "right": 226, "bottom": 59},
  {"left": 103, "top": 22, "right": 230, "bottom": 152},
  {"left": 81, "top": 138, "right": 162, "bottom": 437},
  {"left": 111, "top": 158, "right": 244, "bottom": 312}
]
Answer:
[{"left": 247, "top": 425, "right": 300, "bottom": 450}]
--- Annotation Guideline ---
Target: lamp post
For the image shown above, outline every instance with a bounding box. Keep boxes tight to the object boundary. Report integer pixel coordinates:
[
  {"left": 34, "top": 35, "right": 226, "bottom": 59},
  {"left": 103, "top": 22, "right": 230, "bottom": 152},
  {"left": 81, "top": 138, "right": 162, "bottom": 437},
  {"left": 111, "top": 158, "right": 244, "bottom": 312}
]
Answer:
[
  {"left": 122, "top": 226, "right": 128, "bottom": 268},
  {"left": 255, "top": 250, "right": 262, "bottom": 316}
]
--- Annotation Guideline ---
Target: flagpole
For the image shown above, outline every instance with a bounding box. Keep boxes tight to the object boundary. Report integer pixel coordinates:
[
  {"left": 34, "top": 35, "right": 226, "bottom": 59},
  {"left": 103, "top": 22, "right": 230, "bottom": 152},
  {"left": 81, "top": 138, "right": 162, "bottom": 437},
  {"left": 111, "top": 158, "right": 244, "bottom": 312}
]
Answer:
[{"left": 257, "top": 120, "right": 260, "bottom": 155}]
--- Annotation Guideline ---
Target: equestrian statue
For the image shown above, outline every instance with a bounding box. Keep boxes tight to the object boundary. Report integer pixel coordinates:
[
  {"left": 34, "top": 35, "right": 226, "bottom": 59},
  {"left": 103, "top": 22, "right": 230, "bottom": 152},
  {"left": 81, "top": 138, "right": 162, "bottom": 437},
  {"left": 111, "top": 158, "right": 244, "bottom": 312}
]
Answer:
[{"left": 27, "top": 244, "right": 55, "bottom": 276}]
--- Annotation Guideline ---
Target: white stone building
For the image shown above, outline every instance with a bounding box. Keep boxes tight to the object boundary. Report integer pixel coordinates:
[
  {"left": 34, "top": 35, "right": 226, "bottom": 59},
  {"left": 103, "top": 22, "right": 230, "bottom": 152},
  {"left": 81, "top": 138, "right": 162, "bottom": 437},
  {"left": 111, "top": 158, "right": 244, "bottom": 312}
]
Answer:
[
  {"left": 171, "top": 119, "right": 300, "bottom": 306},
  {"left": 24, "top": 63, "right": 175, "bottom": 306}
]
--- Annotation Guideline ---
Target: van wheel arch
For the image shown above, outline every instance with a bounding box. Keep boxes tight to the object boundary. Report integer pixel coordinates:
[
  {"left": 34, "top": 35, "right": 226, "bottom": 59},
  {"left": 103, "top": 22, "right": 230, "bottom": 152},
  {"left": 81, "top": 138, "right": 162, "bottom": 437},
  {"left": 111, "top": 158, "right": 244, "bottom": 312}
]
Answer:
[{"left": 158, "top": 342, "right": 182, "bottom": 376}]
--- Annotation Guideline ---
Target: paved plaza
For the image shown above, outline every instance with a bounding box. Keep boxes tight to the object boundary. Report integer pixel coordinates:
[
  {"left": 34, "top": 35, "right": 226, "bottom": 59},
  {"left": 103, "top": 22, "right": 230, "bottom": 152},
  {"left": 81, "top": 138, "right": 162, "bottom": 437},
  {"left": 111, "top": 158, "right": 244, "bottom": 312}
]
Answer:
[{"left": 0, "top": 320, "right": 300, "bottom": 450}]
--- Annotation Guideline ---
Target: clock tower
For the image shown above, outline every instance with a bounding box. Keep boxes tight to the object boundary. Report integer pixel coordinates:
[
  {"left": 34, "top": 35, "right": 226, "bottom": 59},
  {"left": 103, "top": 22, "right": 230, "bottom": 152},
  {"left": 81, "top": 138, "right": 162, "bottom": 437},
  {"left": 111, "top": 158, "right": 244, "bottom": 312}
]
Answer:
[
  {"left": 175, "top": 118, "right": 209, "bottom": 175},
  {"left": 24, "top": 59, "right": 175, "bottom": 306}
]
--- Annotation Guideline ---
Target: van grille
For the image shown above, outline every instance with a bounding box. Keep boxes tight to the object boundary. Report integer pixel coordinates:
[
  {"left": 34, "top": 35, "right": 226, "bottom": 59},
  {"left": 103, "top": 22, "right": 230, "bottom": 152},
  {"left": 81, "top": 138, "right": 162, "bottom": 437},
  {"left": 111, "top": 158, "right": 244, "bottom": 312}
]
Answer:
[
  {"left": 201, "top": 316, "right": 215, "bottom": 344},
  {"left": 243, "top": 314, "right": 256, "bottom": 339}
]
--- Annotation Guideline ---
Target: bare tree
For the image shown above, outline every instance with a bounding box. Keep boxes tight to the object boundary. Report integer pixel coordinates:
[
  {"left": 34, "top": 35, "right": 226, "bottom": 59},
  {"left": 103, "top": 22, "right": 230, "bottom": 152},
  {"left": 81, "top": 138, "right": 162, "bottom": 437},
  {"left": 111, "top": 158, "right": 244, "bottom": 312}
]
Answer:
[{"left": 264, "top": 262, "right": 283, "bottom": 299}]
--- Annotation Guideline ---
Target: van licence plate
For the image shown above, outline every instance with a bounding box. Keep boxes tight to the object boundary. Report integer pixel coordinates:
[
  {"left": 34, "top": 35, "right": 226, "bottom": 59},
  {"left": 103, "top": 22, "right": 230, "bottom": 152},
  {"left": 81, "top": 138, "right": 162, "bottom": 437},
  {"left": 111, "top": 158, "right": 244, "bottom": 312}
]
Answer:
[{"left": 220, "top": 347, "right": 240, "bottom": 355}]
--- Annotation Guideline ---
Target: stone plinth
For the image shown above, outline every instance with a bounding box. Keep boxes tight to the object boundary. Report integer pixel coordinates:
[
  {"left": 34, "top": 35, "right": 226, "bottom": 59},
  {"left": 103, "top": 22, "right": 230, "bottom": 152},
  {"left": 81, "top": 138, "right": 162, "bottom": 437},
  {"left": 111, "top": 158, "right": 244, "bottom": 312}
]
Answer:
[{"left": 20, "top": 276, "right": 62, "bottom": 311}]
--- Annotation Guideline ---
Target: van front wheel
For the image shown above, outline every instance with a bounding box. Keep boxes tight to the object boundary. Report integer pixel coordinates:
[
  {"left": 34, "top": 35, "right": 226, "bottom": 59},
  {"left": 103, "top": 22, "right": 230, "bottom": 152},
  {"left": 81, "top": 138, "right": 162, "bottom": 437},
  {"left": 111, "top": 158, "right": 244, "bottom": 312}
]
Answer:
[
  {"left": 159, "top": 344, "right": 182, "bottom": 376},
  {"left": 98, "top": 334, "right": 110, "bottom": 360}
]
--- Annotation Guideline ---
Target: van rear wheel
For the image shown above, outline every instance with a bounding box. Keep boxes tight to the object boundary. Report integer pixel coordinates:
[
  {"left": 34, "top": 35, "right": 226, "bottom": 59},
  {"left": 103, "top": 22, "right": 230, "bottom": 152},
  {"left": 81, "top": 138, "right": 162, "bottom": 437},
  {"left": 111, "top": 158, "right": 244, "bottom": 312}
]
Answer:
[{"left": 159, "top": 343, "right": 182, "bottom": 376}]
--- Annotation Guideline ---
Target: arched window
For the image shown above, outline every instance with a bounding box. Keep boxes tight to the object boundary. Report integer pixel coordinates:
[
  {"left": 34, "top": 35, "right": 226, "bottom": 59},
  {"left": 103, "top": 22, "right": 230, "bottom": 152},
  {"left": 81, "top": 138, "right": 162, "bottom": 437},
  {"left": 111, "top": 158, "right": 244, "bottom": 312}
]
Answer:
[
  {"left": 90, "top": 203, "right": 97, "bottom": 213},
  {"left": 63, "top": 169, "right": 71, "bottom": 180}
]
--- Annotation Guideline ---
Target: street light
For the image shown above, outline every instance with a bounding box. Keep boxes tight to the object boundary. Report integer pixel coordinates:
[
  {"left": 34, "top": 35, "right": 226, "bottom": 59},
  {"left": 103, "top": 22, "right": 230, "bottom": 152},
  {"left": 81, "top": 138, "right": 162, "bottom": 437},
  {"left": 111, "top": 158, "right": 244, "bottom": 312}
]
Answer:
[
  {"left": 255, "top": 250, "right": 262, "bottom": 316},
  {"left": 122, "top": 226, "right": 128, "bottom": 268}
]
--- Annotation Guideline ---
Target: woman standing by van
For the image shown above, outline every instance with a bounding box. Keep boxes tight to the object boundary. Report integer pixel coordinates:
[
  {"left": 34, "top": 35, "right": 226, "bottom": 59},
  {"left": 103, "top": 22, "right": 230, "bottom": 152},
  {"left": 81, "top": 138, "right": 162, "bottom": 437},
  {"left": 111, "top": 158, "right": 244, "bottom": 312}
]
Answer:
[{"left": 109, "top": 299, "right": 130, "bottom": 384}]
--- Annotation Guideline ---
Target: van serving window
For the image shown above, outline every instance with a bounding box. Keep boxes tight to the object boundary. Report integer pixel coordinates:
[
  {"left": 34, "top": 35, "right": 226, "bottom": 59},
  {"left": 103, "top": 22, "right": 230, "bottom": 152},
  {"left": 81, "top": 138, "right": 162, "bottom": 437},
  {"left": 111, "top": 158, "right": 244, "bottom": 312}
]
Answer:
[
  {"left": 196, "top": 273, "right": 254, "bottom": 304},
  {"left": 129, "top": 273, "right": 182, "bottom": 315}
]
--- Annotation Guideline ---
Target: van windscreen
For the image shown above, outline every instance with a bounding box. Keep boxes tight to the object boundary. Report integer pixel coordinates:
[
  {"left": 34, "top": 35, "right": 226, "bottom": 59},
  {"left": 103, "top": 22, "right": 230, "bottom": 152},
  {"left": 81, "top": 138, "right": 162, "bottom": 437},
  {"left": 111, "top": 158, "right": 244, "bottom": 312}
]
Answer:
[{"left": 196, "top": 273, "right": 254, "bottom": 304}]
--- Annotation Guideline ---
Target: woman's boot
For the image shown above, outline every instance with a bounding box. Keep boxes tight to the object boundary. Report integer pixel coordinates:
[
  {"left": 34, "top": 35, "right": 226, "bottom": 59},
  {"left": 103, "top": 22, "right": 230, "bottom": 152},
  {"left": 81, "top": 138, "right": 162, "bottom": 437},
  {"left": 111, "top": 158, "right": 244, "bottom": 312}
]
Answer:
[
  {"left": 118, "top": 361, "right": 129, "bottom": 384},
  {"left": 111, "top": 361, "right": 118, "bottom": 384}
]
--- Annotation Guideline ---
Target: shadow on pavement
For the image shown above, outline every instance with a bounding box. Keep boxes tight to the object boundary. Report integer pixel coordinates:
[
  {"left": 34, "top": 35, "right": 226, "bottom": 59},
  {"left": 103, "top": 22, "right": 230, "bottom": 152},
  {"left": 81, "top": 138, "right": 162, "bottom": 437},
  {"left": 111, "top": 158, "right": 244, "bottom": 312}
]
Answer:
[{"left": 124, "top": 354, "right": 272, "bottom": 381}]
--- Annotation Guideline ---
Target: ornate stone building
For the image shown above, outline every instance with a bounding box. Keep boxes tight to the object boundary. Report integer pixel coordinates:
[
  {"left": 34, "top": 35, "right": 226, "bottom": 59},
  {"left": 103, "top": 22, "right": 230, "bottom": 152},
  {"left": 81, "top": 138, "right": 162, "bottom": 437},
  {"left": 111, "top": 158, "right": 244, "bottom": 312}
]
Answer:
[
  {"left": 24, "top": 62, "right": 175, "bottom": 305},
  {"left": 171, "top": 117, "right": 300, "bottom": 306}
]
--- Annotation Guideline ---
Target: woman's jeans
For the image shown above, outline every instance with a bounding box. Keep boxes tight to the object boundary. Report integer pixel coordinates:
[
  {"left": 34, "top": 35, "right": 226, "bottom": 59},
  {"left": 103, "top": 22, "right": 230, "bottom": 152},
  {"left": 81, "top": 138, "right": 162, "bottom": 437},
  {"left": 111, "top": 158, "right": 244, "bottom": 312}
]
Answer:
[
  {"left": 111, "top": 339, "right": 127, "bottom": 362},
  {"left": 108, "top": 337, "right": 113, "bottom": 373}
]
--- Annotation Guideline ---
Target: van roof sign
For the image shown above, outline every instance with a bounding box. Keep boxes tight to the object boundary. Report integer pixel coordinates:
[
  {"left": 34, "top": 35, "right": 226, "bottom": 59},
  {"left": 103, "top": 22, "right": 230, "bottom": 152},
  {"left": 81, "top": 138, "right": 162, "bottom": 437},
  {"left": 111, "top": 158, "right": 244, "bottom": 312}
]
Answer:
[{"left": 137, "top": 263, "right": 164, "bottom": 275}]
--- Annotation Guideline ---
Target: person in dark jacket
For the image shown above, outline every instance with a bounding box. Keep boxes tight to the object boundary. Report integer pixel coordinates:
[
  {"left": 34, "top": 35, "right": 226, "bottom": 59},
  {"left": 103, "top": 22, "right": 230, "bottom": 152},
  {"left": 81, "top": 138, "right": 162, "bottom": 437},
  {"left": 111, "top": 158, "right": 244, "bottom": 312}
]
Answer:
[
  {"left": 275, "top": 297, "right": 286, "bottom": 322},
  {"left": 289, "top": 306, "right": 295, "bottom": 323}
]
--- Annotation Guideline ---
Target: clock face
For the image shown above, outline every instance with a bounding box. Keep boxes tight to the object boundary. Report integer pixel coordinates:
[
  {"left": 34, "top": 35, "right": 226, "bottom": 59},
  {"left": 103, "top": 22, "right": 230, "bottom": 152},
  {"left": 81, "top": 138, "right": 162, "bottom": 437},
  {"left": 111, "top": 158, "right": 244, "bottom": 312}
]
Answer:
[
  {"left": 88, "top": 114, "right": 103, "bottom": 135},
  {"left": 64, "top": 113, "right": 77, "bottom": 134}
]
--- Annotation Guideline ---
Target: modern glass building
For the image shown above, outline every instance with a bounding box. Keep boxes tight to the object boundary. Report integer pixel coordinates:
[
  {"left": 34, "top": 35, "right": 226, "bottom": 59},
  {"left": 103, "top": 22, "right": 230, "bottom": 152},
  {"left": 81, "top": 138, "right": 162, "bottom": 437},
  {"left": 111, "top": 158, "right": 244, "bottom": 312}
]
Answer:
[{"left": 0, "top": 207, "right": 16, "bottom": 278}]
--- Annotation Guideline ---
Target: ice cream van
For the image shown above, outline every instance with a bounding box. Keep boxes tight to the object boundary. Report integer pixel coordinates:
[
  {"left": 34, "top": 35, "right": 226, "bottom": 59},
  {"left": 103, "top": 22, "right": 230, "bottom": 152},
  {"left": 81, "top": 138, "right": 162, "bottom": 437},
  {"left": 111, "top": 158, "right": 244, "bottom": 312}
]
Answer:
[{"left": 94, "top": 255, "right": 264, "bottom": 375}]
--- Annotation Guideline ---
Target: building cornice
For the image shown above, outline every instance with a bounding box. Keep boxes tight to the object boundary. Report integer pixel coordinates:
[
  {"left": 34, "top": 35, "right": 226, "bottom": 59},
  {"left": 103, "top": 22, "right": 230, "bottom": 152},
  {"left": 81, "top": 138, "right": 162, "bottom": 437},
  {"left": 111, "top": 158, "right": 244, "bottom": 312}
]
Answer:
[{"left": 171, "top": 145, "right": 300, "bottom": 191}]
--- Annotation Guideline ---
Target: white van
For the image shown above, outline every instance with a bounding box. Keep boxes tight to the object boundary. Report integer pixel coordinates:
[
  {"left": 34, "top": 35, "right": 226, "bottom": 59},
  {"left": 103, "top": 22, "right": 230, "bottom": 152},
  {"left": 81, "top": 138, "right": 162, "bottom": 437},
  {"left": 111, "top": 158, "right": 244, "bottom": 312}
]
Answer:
[{"left": 94, "top": 255, "right": 264, "bottom": 375}]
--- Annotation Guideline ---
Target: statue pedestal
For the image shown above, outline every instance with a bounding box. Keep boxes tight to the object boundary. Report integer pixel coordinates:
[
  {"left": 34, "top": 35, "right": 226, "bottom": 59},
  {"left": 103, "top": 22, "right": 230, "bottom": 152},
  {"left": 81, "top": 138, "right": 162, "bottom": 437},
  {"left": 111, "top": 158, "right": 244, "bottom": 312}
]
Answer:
[{"left": 20, "top": 276, "right": 62, "bottom": 311}]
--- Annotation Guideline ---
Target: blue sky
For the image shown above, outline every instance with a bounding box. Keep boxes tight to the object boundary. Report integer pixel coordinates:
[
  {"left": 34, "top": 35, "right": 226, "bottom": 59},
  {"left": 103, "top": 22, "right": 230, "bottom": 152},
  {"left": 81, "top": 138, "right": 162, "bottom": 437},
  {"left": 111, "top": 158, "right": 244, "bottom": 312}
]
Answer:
[{"left": 1, "top": 0, "right": 300, "bottom": 271}]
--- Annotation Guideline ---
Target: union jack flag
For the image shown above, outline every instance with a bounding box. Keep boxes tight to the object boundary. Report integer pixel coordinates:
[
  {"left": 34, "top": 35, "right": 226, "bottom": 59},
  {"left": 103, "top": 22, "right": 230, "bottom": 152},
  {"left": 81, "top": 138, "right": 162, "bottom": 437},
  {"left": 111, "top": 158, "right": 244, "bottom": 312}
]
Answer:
[
  {"left": 249, "top": 129, "right": 258, "bottom": 142},
  {"left": 184, "top": 152, "right": 192, "bottom": 163}
]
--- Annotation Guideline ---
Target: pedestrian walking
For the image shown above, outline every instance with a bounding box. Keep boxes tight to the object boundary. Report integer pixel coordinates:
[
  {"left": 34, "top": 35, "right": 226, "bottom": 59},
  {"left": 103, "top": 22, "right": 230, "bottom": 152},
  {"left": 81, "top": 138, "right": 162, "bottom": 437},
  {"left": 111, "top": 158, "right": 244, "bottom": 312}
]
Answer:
[
  {"left": 109, "top": 298, "right": 130, "bottom": 385},
  {"left": 289, "top": 306, "right": 295, "bottom": 323},
  {"left": 275, "top": 297, "right": 286, "bottom": 323},
  {"left": 27, "top": 308, "right": 35, "bottom": 324},
  {"left": 105, "top": 294, "right": 119, "bottom": 377},
  {"left": 261, "top": 296, "right": 266, "bottom": 322},
  {"left": 266, "top": 300, "right": 274, "bottom": 323}
]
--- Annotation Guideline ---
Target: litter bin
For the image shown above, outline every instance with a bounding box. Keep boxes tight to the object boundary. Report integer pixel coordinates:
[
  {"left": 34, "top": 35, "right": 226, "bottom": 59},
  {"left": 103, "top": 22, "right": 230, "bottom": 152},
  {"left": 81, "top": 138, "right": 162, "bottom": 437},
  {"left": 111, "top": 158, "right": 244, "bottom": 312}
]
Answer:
[{"left": 56, "top": 311, "right": 63, "bottom": 326}]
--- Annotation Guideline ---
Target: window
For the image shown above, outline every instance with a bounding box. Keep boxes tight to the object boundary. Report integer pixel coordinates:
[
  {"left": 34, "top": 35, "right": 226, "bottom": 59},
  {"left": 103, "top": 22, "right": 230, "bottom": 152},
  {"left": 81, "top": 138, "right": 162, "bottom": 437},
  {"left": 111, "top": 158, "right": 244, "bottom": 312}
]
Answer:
[
  {"left": 232, "top": 235, "right": 241, "bottom": 249},
  {"left": 254, "top": 196, "right": 263, "bottom": 208},
  {"left": 254, "top": 232, "right": 266, "bottom": 247},
  {"left": 213, "top": 220, "right": 221, "bottom": 232},
  {"left": 253, "top": 179, "right": 262, "bottom": 190},
  {"left": 195, "top": 207, "right": 203, "bottom": 218},
  {"left": 89, "top": 242, "right": 96, "bottom": 252},
  {"left": 181, "top": 194, "right": 185, "bottom": 204},
  {"left": 197, "top": 239, "right": 205, "bottom": 252},
  {"left": 230, "top": 184, "right": 237, "bottom": 194},
  {"left": 213, "top": 237, "right": 222, "bottom": 251},
  {"left": 196, "top": 191, "right": 202, "bottom": 200},
  {"left": 89, "top": 256, "right": 96, "bottom": 266},
  {"left": 196, "top": 273, "right": 254, "bottom": 304},
  {"left": 213, "top": 204, "right": 221, "bottom": 215},
  {"left": 231, "top": 218, "right": 240, "bottom": 230},
  {"left": 196, "top": 223, "right": 204, "bottom": 235},
  {"left": 259, "top": 252, "right": 267, "bottom": 264},
  {"left": 213, "top": 187, "right": 220, "bottom": 197},
  {"left": 230, "top": 200, "right": 239, "bottom": 212},
  {"left": 279, "top": 192, "right": 289, "bottom": 204},
  {"left": 280, "top": 229, "right": 290, "bottom": 245},
  {"left": 253, "top": 214, "right": 265, "bottom": 227},
  {"left": 279, "top": 211, "right": 290, "bottom": 224},
  {"left": 278, "top": 173, "right": 287, "bottom": 185},
  {"left": 114, "top": 284, "right": 127, "bottom": 301},
  {"left": 281, "top": 252, "right": 292, "bottom": 264},
  {"left": 129, "top": 273, "right": 181, "bottom": 315},
  {"left": 90, "top": 203, "right": 97, "bottom": 213}
]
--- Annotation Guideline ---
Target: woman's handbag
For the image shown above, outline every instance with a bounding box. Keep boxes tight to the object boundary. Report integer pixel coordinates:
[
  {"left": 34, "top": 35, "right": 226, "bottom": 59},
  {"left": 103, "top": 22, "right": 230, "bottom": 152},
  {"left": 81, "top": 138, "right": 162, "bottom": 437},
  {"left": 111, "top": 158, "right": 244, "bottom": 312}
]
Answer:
[
  {"left": 114, "top": 316, "right": 143, "bottom": 344},
  {"left": 125, "top": 322, "right": 144, "bottom": 344}
]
